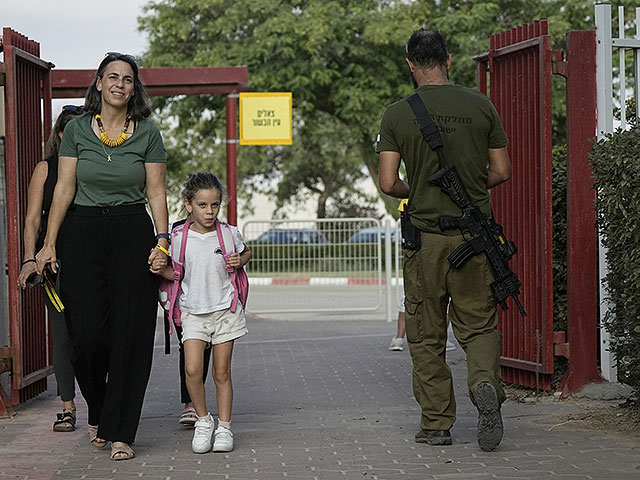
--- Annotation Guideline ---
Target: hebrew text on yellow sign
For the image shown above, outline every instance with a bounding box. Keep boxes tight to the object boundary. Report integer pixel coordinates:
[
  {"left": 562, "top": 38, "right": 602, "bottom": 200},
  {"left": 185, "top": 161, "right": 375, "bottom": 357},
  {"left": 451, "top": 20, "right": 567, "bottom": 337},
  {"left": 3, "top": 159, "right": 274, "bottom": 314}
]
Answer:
[{"left": 239, "top": 92, "right": 292, "bottom": 145}]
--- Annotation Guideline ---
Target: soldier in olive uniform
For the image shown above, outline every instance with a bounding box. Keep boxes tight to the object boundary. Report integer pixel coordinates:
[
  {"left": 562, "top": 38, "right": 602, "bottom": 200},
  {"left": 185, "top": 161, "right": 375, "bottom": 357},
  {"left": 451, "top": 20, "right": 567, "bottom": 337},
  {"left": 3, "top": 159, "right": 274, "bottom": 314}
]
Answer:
[{"left": 377, "top": 29, "right": 511, "bottom": 452}]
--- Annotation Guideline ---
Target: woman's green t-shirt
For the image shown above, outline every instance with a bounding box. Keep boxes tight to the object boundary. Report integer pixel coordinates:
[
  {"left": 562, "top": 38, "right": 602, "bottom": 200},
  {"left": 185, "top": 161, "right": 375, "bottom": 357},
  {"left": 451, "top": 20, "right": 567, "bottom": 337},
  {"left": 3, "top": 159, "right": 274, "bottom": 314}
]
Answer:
[{"left": 59, "top": 114, "right": 166, "bottom": 207}]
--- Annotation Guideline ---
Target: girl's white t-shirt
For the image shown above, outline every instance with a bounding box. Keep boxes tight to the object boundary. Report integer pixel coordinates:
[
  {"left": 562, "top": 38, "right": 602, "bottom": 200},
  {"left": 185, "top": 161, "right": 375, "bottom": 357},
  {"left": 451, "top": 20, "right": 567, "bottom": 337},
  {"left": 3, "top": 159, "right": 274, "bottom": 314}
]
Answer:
[{"left": 179, "top": 225, "right": 246, "bottom": 314}]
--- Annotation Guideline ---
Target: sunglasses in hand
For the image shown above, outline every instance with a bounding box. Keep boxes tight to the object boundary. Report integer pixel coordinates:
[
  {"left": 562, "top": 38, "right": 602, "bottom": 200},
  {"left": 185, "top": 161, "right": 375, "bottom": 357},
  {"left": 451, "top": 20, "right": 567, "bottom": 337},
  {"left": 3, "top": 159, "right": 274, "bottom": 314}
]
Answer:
[
  {"left": 26, "top": 263, "right": 64, "bottom": 312},
  {"left": 26, "top": 262, "right": 57, "bottom": 287}
]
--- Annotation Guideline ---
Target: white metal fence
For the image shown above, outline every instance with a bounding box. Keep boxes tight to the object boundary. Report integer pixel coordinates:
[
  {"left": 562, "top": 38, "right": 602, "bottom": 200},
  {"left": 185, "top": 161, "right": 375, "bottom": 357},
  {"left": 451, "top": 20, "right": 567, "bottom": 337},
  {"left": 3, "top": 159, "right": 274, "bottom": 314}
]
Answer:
[
  {"left": 596, "top": 3, "right": 640, "bottom": 135},
  {"left": 242, "top": 218, "right": 402, "bottom": 318},
  {"left": 595, "top": 3, "right": 640, "bottom": 382}
]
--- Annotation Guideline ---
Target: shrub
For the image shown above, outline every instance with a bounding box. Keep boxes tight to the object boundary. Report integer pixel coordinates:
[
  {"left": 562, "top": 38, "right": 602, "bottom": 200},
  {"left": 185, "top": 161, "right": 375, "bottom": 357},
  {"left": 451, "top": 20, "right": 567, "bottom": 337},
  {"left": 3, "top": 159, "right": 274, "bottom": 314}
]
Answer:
[
  {"left": 552, "top": 145, "right": 568, "bottom": 333},
  {"left": 590, "top": 126, "right": 640, "bottom": 393}
]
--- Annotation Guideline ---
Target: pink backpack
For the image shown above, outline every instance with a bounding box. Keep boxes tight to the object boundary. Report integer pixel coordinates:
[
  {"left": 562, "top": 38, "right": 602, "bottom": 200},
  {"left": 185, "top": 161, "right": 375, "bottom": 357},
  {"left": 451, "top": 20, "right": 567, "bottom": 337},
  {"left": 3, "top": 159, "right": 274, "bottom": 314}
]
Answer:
[{"left": 158, "top": 219, "right": 249, "bottom": 334}]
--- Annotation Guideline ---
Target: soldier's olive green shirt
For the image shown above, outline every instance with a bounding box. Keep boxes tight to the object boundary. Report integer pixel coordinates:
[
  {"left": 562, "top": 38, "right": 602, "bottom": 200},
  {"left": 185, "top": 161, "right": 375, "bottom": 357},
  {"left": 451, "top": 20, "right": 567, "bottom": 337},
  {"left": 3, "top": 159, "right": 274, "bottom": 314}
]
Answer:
[
  {"left": 59, "top": 114, "right": 166, "bottom": 207},
  {"left": 377, "top": 84, "right": 508, "bottom": 234}
]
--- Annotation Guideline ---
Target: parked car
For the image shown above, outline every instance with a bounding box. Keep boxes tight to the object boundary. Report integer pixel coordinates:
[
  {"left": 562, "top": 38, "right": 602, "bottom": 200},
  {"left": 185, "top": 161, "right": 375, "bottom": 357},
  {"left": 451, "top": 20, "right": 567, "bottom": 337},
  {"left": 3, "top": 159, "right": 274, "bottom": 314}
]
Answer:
[
  {"left": 348, "top": 226, "right": 397, "bottom": 243},
  {"left": 255, "top": 228, "right": 328, "bottom": 244}
]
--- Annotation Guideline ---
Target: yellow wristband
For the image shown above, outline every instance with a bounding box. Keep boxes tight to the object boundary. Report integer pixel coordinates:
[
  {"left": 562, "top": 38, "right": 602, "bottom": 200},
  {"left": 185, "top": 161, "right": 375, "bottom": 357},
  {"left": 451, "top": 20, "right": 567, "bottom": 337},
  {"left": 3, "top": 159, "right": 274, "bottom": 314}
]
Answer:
[{"left": 155, "top": 244, "right": 170, "bottom": 256}]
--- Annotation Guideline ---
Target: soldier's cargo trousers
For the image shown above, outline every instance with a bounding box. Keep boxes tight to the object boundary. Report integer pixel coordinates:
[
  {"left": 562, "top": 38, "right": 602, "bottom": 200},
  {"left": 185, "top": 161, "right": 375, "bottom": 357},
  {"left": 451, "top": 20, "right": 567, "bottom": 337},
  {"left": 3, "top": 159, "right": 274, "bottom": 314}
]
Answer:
[{"left": 403, "top": 231, "right": 506, "bottom": 432}]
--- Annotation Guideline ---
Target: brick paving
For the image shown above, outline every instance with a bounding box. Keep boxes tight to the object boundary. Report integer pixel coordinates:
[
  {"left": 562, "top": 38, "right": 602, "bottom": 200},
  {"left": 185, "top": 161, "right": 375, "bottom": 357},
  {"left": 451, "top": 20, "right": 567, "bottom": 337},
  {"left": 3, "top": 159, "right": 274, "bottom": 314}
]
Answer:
[{"left": 1, "top": 314, "right": 639, "bottom": 479}]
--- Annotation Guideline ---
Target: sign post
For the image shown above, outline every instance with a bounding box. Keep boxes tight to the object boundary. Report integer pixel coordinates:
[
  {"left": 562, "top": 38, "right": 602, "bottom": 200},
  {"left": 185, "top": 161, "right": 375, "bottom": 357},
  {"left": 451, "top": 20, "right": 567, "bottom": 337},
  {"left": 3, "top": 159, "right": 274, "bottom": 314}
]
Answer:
[{"left": 226, "top": 94, "right": 239, "bottom": 225}]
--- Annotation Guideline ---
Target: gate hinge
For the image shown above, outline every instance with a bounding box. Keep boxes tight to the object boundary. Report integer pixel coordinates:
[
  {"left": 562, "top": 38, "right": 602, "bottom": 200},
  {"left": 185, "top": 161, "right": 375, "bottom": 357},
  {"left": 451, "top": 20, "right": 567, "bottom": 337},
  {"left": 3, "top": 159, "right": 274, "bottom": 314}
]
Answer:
[
  {"left": 0, "top": 346, "right": 12, "bottom": 374},
  {"left": 551, "top": 50, "right": 568, "bottom": 78},
  {"left": 553, "top": 331, "right": 569, "bottom": 358}
]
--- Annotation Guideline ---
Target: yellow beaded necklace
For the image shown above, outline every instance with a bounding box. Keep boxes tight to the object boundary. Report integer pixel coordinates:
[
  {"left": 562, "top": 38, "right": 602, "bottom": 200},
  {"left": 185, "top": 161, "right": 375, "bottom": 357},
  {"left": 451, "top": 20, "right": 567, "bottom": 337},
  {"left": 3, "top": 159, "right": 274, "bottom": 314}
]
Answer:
[{"left": 95, "top": 114, "right": 131, "bottom": 147}]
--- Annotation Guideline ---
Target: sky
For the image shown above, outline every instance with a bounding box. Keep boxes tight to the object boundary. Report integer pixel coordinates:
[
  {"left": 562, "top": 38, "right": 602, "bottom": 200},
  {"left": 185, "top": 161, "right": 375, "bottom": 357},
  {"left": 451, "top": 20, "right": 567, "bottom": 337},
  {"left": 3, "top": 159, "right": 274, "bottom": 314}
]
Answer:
[
  {"left": 2, "top": 0, "right": 150, "bottom": 70},
  {"left": 2, "top": 0, "right": 151, "bottom": 116}
]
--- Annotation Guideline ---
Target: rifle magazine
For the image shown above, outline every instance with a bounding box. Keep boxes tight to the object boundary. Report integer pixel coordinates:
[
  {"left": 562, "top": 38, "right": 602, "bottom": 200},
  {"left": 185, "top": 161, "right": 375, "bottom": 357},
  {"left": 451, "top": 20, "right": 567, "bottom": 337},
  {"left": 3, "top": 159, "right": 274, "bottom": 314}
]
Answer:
[{"left": 448, "top": 241, "right": 476, "bottom": 268}]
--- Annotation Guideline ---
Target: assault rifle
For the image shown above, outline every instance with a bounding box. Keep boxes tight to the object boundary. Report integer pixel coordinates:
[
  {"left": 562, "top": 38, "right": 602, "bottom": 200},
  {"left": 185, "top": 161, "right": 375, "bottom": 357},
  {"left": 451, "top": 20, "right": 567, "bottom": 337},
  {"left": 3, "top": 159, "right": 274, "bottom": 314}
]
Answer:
[
  {"left": 406, "top": 92, "right": 526, "bottom": 317},
  {"left": 429, "top": 164, "right": 526, "bottom": 317}
]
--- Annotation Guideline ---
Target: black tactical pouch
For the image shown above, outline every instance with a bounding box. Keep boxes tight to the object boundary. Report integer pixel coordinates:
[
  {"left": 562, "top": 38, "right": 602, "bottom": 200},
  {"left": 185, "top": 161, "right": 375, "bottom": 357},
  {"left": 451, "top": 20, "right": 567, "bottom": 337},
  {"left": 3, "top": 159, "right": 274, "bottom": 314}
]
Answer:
[{"left": 400, "top": 210, "right": 421, "bottom": 250}]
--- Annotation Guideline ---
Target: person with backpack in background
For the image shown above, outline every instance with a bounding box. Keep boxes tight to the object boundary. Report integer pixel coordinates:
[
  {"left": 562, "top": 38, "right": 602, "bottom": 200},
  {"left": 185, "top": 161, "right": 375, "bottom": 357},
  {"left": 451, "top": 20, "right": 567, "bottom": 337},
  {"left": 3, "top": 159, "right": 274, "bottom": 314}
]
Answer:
[
  {"left": 172, "top": 309, "right": 213, "bottom": 427},
  {"left": 158, "top": 172, "right": 251, "bottom": 454},
  {"left": 18, "top": 105, "right": 84, "bottom": 433}
]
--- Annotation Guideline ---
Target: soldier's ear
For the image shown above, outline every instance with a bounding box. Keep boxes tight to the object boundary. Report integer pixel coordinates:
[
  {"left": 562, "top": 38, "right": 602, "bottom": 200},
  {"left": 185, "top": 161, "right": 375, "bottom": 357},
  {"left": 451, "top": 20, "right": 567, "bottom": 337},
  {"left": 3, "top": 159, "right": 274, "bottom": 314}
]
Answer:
[{"left": 406, "top": 58, "right": 416, "bottom": 72}]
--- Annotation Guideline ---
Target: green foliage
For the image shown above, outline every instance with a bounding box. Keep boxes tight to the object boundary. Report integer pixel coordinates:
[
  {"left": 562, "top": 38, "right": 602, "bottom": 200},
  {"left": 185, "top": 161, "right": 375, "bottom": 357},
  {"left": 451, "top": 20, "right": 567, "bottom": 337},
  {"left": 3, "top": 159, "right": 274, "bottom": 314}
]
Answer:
[
  {"left": 269, "top": 112, "right": 373, "bottom": 218},
  {"left": 139, "top": 0, "right": 423, "bottom": 217},
  {"left": 423, "top": 0, "right": 580, "bottom": 146},
  {"left": 551, "top": 144, "right": 569, "bottom": 389},
  {"left": 430, "top": 0, "right": 640, "bottom": 146},
  {"left": 551, "top": 145, "right": 567, "bottom": 333},
  {"left": 614, "top": 96, "right": 637, "bottom": 127},
  {"left": 138, "top": 0, "right": 622, "bottom": 216},
  {"left": 590, "top": 126, "right": 640, "bottom": 392}
]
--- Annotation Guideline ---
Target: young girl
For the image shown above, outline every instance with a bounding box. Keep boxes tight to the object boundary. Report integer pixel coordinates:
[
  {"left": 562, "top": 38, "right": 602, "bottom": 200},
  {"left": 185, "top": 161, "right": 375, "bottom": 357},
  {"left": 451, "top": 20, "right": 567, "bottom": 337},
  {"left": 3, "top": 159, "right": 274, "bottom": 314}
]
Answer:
[{"left": 160, "top": 172, "right": 251, "bottom": 454}]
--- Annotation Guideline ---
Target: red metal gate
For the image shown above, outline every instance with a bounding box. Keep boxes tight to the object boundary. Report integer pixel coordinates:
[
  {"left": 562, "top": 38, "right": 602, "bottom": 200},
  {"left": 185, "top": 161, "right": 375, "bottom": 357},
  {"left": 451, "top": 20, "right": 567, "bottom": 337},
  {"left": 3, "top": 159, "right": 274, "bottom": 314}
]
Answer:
[
  {"left": 1, "top": 28, "right": 54, "bottom": 405},
  {"left": 476, "top": 20, "right": 554, "bottom": 389}
]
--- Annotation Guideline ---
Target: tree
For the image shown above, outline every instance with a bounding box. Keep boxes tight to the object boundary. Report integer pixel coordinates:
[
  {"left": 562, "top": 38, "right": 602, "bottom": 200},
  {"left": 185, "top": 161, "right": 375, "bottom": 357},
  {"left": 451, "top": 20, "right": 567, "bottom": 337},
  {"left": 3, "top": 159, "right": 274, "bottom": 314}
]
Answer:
[
  {"left": 139, "top": 0, "right": 423, "bottom": 218},
  {"left": 268, "top": 111, "right": 378, "bottom": 219},
  {"left": 428, "top": 0, "right": 639, "bottom": 145},
  {"left": 139, "top": 0, "right": 611, "bottom": 218}
]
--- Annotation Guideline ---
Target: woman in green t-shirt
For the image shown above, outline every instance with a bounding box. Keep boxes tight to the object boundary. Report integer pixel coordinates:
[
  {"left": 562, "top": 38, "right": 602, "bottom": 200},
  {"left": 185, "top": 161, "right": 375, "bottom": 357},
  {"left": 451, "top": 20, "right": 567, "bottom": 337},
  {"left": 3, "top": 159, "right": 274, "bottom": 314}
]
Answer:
[
  {"left": 36, "top": 53, "right": 169, "bottom": 461},
  {"left": 18, "top": 106, "right": 84, "bottom": 433}
]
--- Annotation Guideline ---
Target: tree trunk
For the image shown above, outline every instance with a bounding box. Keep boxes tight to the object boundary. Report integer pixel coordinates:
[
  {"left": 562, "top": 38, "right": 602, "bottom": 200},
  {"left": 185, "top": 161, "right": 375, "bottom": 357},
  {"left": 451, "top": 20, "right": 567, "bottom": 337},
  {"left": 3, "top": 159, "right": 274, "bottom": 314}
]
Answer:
[{"left": 316, "top": 187, "right": 331, "bottom": 219}]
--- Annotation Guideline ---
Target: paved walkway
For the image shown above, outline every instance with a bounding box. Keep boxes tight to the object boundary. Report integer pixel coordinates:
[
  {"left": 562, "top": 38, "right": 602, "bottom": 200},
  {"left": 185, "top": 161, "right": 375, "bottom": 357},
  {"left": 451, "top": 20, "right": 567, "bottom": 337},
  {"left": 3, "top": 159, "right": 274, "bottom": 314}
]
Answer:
[{"left": 1, "top": 314, "right": 639, "bottom": 479}]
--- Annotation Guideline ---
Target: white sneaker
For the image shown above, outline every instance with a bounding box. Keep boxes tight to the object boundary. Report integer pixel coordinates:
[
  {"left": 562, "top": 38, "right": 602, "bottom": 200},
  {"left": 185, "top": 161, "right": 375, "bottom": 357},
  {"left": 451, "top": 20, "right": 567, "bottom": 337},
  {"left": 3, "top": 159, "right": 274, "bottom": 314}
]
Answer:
[
  {"left": 213, "top": 425, "right": 234, "bottom": 452},
  {"left": 192, "top": 414, "right": 214, "bottom": 453},
  {"left": 389, "top": 336, "right": 404, "bottom": 351}
]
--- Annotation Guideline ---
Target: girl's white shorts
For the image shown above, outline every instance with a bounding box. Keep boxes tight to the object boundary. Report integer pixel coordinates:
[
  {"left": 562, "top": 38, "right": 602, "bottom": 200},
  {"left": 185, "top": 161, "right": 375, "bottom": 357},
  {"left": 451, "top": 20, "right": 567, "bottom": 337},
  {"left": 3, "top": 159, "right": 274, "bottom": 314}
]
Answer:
[{"left": 182, "top": 307, "right": 248, "bottom": 345}]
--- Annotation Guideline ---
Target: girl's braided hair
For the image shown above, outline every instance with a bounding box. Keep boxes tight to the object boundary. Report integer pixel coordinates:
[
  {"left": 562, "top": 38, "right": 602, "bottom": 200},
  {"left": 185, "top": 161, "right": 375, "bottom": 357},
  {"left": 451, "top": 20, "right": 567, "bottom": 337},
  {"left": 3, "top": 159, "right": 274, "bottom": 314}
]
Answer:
[{"left": 182, "top": 172, "right": 226, "bottom": 203}]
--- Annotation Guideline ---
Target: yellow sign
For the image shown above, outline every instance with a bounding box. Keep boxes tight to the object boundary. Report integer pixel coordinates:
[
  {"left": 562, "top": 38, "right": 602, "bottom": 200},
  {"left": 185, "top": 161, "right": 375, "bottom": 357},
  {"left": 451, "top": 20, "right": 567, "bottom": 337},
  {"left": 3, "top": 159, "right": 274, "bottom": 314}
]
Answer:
[{"left": 239, "top": 92, "right": 292, "bottom": 145}]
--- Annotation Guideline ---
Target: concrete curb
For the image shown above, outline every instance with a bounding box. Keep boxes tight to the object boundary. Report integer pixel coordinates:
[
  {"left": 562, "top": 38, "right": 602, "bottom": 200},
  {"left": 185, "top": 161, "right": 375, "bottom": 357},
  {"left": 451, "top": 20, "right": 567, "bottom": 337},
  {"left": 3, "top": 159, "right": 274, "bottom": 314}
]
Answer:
[{"left": 250, "top": 277, "right": 404, "bottom": 286}]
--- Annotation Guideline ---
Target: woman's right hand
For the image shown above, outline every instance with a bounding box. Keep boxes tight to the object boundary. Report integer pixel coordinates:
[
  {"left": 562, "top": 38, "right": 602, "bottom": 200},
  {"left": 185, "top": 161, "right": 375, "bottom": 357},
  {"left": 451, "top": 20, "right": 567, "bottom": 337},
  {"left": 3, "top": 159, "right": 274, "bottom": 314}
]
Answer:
[
  {"left": 36, "top": 244, "right": 57, "bottom": 275},
  {"left": 17, "top": 262, "right": 37, "bottom": 289}
]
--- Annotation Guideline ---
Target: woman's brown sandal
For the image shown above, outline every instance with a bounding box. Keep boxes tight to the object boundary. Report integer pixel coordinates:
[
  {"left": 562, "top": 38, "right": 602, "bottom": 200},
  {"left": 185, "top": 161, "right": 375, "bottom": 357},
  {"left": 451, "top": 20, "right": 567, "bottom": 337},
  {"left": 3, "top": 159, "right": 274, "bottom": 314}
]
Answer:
[
  {"left": 53, "top": 409, "right": 76, "bottom": 432},
  {"left": 111, "top": 442, "right": 135, "bottom": 461},
  {"left": 88, "top": 425, "right": 107, "bottom": 449}
]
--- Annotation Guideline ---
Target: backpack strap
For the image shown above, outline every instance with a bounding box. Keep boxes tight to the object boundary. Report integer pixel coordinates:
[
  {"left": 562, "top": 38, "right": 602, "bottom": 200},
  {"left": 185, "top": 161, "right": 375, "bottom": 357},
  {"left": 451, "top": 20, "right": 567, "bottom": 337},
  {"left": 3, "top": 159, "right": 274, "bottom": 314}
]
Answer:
[
  {"left": 215, "top": 220, "right": 239, "bottom": 313},
  {"left": 168, "top": 220, "right": 192, "bottom": 325}
]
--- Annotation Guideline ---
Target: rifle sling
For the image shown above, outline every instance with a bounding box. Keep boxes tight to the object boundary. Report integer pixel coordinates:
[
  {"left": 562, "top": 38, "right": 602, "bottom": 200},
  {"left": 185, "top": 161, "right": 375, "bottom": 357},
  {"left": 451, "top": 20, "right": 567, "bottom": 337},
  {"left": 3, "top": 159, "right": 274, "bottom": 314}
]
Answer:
[
  {"left": 406, "top": 91, "right": 493, "bottom": 217},
  {"left": 406, "top": 92, "right": 447, "bottom": 169}
]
